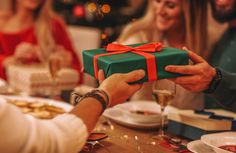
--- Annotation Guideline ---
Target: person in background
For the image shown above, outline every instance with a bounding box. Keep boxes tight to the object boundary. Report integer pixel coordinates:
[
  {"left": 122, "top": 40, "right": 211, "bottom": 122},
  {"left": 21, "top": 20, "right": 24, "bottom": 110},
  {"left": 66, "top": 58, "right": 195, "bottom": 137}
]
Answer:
[
  {"left": 203, "top": 0, "right": 236, "bottom": 108},
  {"left": 0, "top": 69, "right": 145, "bottom": 153},
  {"left": 209, "top": 0, "right": 236, "bottom": 72},
  {"left": 0, "top": 0, "right": 81, "bottom": 81},
  {"left": 117, "top": 0, "right": 214, "bottom": 109},
  {"left": 166, "top": 0, "right": 236, "bottom": 111}
]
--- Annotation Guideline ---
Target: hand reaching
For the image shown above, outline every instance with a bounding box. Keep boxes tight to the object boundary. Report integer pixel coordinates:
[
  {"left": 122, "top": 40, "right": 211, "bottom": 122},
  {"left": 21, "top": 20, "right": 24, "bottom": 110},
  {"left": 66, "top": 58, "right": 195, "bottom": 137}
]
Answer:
[
  {"left": 165, "top": 49, "right": 216, "bottom": 92},
  {"left": 49, "top": 45, "right": 73, "bottom": 68},
  {"left": 14, "top": 42, "right": 41, "bottom": 63},
  {"left": 98, "top": 69, "right": 145, "bottom": 106}
]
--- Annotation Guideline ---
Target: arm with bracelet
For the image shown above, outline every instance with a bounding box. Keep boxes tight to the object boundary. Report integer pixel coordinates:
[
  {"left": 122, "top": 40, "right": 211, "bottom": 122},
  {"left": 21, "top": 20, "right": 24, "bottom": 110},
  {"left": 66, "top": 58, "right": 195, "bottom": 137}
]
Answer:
[
  {"left": 0, "top": 69, "right": 144, "bottom": 153},
  {"left": 70, "top": 69, "right": 145, "bottom": 133}
]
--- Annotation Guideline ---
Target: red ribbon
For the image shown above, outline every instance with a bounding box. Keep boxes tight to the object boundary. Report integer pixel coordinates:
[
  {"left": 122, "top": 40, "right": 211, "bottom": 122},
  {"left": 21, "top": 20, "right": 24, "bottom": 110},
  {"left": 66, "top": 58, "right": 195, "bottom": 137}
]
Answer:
[{"left": 93, "top": 42, "right": 163, "bottom": 81}]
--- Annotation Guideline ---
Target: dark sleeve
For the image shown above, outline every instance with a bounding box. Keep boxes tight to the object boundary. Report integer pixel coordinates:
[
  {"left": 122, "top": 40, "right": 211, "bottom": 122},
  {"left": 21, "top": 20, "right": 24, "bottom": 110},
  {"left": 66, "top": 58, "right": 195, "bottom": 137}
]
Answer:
[{"left": 210, "top": 68, "right": 236, "bottom": 111}]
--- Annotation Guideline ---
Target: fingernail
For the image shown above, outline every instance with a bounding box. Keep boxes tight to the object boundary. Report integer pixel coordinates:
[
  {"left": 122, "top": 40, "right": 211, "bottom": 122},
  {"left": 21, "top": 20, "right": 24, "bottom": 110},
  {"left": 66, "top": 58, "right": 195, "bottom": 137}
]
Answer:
[
  {"left": 137, "top": 69, "right": 145, "bottom": 76},
  {"left": 165, "top": 66, "right": 171, "bottom": 71}
]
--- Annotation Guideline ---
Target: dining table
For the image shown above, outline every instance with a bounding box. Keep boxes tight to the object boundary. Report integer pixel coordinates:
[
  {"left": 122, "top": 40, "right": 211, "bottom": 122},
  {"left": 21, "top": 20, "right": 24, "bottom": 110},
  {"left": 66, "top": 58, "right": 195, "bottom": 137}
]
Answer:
[
  {"left": 0, "top": 85, "right": 192, "bottom": 153},
  {"left": 81, "top": 117, "right": 192, "bottom": 153}
]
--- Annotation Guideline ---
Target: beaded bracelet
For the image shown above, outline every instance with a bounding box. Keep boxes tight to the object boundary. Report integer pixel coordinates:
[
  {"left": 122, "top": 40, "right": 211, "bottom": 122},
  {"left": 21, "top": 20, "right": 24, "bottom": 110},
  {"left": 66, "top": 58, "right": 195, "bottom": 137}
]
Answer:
[{"left": 71, "top": 89, "right": 110, "bottom": 113}]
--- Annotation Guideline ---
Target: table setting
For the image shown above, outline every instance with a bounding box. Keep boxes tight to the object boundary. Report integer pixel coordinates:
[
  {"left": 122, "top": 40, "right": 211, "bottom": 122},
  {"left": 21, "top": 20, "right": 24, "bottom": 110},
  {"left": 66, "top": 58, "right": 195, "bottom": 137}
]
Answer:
[{"left": 1, "top": 42, "right": 236, "bottom": 153}]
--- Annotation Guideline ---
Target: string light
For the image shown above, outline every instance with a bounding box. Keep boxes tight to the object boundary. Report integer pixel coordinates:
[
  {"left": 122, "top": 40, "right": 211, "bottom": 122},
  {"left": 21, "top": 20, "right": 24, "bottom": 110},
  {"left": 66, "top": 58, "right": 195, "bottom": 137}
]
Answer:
[
  {"left": 86, "top": 0, "right": 112, "bottom": 20},
  {"left": 87, "top": 2, "right": 97, "bottom": 13},
  {"left": 73, "top": 5, "right": 85, "bottom": 18},
  {"left": 101, "top": 4, "right": 111, "bottom": 14},
  {"left": 101, "top": 33, "right": 107, "bottom": 40}
]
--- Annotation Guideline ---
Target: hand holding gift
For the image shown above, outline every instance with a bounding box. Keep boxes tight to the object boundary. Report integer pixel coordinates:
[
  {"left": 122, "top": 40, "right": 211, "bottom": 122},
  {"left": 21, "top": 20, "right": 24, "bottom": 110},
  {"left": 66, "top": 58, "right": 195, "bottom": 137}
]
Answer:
[
  {"left": 14, "top": 42, "right": 42, "bottom": 63},
  {"left": 50, "top": 45, "right": 73, "bottom": 68},
  {"left": 165, "top": 48, "right": 216, "bottom": 92},
  {"left": 98, "top": 69, "right": 145, "bottom": 106}
]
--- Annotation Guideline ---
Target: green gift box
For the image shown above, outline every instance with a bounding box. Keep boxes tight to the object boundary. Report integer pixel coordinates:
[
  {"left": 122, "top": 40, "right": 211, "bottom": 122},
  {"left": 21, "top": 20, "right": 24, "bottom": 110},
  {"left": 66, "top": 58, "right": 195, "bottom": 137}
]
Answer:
[{"left": 82, "top": 43, "right": 188, "bottom": 83}]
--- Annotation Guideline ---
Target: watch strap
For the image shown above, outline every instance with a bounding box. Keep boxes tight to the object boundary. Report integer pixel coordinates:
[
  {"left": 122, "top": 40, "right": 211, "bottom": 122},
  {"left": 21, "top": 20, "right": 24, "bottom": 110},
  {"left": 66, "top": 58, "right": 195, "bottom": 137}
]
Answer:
[{"left": 204, "top": 68, "right": 222, "bottom": 94}]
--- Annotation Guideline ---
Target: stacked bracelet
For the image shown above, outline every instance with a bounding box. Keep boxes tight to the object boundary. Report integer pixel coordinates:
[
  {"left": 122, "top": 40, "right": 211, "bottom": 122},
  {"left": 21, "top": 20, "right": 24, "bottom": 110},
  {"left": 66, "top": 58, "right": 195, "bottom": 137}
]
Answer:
[{"left": 71, "top": 89, "right": 110, "bottom": 113}]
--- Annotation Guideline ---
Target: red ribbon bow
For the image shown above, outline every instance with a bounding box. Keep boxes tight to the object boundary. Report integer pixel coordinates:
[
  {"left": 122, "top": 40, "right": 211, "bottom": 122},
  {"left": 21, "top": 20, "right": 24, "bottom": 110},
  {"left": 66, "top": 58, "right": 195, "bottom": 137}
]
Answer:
[{"left": 93, "top": 42, "right": 163, "bottom": 81}]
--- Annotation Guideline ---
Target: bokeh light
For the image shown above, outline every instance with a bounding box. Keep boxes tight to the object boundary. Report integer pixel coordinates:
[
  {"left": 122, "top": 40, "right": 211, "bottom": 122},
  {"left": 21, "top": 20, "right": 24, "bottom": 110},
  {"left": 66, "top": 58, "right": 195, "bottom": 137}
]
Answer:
[
  {"left": 101, "top": 4, "right": 111, "bottom": 14},
  {"left": 87, "top": 2, "right": 97, "bottom": 13},
  {"left": 73, "top": 5, "right": 85, "bottom": 18},
  {"left": 101, "top": 33, "right": 107, "bottom": 40}
]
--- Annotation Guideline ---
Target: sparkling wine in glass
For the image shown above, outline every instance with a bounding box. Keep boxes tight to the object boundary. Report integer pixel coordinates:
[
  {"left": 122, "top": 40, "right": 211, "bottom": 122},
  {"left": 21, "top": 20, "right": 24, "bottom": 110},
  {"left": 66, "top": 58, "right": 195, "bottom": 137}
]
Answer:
[
  {"left": 152, "top": 80, "right": 175, "bottom": 140},
  {"left": 48, "top": 57, "right": 61, "bottom": 99}
]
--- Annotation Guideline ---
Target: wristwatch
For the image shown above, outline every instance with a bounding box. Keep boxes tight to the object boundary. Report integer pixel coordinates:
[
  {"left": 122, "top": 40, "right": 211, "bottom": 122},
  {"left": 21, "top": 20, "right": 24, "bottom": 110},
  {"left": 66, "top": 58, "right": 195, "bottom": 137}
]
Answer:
[{"left": 204, "top": 68, "right": 222, "bottom": 94}]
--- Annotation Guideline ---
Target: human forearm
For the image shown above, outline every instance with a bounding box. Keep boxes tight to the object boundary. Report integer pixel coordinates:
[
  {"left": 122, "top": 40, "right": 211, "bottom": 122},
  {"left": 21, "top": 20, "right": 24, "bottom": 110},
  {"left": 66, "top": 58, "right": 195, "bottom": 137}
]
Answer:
[
  {"left": 70, "top": 97, "right": 103, "bottom": 133},
  {"left": 70, "top": 69, "right": 145, "bottom": 133}
]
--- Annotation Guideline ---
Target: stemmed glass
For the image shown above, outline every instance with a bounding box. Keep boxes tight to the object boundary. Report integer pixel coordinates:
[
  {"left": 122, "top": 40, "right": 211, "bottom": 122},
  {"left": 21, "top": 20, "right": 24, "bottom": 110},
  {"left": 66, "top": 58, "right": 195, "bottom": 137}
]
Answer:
[
  {"left": 48, "top": 57, "right": 61, "bottom": 99},
  {"left": 152, "top": 80, "right": 176, "bottom": 141}
]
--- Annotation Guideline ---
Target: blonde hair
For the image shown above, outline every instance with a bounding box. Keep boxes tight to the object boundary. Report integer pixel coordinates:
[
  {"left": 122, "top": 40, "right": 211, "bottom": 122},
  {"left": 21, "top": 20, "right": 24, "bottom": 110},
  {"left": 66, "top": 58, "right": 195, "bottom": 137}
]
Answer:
[
  {"left": 9, "top": 0, "right": 60, "bottom": 61},
  {"left": 118, "top": 0, "right": 208, "bottom": 58}
]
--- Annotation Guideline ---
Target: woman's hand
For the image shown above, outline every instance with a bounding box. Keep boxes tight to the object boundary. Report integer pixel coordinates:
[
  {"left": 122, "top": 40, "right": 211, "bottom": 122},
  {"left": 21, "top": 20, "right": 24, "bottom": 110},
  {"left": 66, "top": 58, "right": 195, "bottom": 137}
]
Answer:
[
  {"left": 14, "top": 42, "right": 41, "bottom": 63},
  {"left": 98, "top": 69, "right": 145, "bottom": 106},
  {"left": 49, "top": 45, "right": 73, "bottom": 68}
]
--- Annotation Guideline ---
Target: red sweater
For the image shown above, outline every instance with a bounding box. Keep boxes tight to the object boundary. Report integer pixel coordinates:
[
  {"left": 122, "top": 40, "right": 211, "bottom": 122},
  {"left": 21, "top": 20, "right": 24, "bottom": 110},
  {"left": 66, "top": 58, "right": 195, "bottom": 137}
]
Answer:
[{"left": 0, "top": 19, "right": 82, "bottom": 82}]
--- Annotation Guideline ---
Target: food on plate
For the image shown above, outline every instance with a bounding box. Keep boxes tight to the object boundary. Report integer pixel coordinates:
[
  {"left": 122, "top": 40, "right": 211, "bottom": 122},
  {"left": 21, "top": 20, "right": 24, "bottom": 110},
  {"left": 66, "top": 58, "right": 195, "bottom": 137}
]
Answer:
[
  {"left": 130, "top": 110, "right": 159, "bottom": 116},
  {"left": 7, "top": 99, "right": 66, "bottom": 119},
  {"left": 219, "top": 145, "right": 236, "bottom": 152}
]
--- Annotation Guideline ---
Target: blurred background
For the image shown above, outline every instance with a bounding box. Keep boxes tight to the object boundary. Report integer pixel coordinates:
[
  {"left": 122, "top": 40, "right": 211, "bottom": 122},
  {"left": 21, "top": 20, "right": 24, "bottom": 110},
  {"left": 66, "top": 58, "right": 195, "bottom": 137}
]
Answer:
[
  {"left": 0, "top": 0, "right": 148, "bottom": 89},
  {"left": 53, "top": 0, "right": 147, "bottom": 46},
  {"left": 0, "top": 0, "right": 147, "bottom": 46}
]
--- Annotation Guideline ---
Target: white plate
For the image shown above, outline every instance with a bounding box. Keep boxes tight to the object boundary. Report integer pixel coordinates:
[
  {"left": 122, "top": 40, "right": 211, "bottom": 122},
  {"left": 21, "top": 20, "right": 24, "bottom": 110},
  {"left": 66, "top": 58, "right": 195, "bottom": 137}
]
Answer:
[
  {"left": 0, "top": 95, "right": 73, "bottom": 112},
  {"left": 102, "top": 101, "right": 177, "bottom": 129},
  {"left": 201, "top": 132, "right": 236, "bottom": 153},
  {"left": 187, "top": 140, "right": 216, "bottom": 153}
]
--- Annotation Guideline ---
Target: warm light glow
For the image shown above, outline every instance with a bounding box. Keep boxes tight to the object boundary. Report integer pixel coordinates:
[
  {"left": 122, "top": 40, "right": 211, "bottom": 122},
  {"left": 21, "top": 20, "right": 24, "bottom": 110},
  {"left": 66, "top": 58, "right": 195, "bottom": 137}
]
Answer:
[
  {"left": 73, "top": 5, "right": 85, "bottom": 18},
  {"left": 87, "top": 2, "right": 97, "bottom": 13},
  {"left": 101, "top": 4, "right": 111, "bottom": 14},
  {"left": 101, "top": 33, "right": 107, "bottom": 40}
]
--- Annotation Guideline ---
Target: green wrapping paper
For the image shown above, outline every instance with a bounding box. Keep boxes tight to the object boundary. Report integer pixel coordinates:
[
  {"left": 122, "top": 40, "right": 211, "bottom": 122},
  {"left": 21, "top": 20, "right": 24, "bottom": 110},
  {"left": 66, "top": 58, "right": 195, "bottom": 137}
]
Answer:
[{"left": 82, "top": 43, "right": 189, "bottom": 83}]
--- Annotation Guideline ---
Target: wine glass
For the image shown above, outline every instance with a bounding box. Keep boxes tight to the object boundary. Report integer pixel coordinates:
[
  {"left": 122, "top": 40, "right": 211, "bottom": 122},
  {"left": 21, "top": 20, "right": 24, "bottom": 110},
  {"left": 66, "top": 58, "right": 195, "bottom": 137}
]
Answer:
[
  {"left": 152, "top": 79, "right": 176, "bottom": 141},
  {"left": 48, "top": 57, "right": 61, "bottom": 99}
]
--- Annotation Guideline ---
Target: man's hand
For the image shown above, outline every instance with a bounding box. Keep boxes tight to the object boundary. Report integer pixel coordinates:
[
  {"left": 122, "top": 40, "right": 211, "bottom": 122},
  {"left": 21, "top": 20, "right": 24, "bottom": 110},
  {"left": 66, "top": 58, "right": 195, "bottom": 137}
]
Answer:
[
  {"left": 98, "top": 69, "right": 145, "bottom": 106},
  {"left": 165, "top": 50, "right": 216, "bottom": 92}
]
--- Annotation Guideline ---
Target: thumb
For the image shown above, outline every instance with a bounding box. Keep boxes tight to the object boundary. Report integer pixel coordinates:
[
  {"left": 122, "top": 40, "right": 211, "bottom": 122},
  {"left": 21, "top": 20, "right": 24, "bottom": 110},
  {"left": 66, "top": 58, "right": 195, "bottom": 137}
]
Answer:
[
  {"left": 123, "top": 69, "right": 145, "bottom": 83},
  {"left": 98, "top": 69, "right": 105, "bottom": 84}
]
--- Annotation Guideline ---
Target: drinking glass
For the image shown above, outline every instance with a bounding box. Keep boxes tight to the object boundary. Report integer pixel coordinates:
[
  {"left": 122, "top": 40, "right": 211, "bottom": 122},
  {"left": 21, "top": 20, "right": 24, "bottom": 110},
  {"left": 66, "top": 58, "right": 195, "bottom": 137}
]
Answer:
[
  {"left": 152, "top": 80, "right": 176, "bottom": 141},
  {"left": 48, "top": 57, "right": 61, "bottom": 99}
]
